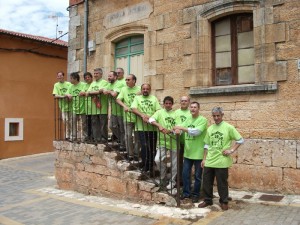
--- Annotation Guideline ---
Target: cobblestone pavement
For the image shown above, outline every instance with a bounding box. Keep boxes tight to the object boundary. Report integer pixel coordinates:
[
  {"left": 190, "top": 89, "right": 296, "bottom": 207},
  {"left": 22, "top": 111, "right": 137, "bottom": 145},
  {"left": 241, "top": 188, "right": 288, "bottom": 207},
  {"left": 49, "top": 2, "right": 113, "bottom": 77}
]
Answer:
[{"left": 0, "top": 153, "right": 299, "bottom": 225}]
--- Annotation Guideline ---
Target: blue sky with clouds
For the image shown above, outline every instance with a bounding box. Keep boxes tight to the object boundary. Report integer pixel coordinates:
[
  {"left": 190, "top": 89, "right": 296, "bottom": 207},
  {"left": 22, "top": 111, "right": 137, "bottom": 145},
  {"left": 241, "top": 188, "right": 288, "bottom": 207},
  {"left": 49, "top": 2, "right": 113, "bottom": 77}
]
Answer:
[{"left": 0, "top": 0, "right": 69, "bottom": 41}]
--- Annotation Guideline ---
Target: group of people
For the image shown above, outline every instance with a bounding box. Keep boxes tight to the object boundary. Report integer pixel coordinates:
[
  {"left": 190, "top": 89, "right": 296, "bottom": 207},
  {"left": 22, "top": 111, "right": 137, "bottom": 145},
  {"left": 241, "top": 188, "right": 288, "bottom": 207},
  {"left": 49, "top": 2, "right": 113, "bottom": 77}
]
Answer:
[{"left": 52, "top": 68, "right": 244, "bottom": 210}]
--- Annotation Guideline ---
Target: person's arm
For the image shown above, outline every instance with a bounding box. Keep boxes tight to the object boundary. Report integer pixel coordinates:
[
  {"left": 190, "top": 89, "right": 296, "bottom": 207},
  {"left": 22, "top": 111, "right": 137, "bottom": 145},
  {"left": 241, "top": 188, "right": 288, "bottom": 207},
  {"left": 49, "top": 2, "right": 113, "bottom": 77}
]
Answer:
[
  {"left": 132, "top": 108, "right": 149, "bottom": 122},
  {"left": 149, "top": 118, "right": 169, "bottom": 134},
  {"left": 222, "top": 138, "right": 244, "bottom": 156},
  {"left": 201, "top": 145, "right": 209, "bottom": 168},
  {"left": 173, "top": 126, "right": 201, "bottom": 136},
  {"left": 115, "top": 99, "right": 130, "bottom": 112}
]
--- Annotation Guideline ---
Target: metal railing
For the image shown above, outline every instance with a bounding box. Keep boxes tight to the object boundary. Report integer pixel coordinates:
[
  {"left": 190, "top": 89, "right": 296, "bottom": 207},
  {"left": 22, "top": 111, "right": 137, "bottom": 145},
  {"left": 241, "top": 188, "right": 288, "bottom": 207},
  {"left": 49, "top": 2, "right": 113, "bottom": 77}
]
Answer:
[{"left": 54, "top": 95, "right": 182, "bottom": 206}]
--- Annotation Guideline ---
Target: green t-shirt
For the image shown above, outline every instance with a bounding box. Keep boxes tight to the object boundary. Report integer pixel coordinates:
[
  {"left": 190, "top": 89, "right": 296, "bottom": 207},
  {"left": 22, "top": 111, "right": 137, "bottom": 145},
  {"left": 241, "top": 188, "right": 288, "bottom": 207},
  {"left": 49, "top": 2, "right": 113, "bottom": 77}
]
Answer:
[
  {"left": 66, "top": 82, "right": 86, "bottom": 114},
  {"left": 105, "top": 80, "right": 124, "bottom": 116},
  {"left": 86, "top": 79, "right": 109, "bottom": 115},
  {"left": 118, "top": 78, "right": 127, "bottom": 87},
  {"left": 52, "top": 81, "right": 71, "bottom": 112},
  {"left": 117, "top": 85, "right": 140, "bottom": 122},
  {"left": 130, "top": 95, "right": 161, "bottom": 131},
  {"left": 151, "top": 109, "right": 177, "bottom": 150},
  {"left": 175, "top": 109, "right": 191, "bottom": 144},
  {"left": 83, "top": 82, "right": 91, "bottom": 113},
  {"left": 181, "top": 115, "right": 208, "bottom": 160},
  {"left": 204, "top": 121, "right": 242, "bottom": 168}
]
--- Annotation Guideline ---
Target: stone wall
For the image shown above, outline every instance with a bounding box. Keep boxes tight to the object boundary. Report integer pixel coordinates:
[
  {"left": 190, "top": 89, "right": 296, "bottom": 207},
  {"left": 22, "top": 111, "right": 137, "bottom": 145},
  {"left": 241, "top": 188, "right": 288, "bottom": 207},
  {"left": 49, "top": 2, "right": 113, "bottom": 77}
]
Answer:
[
  {"left": 65, "top": 0, "right": 300, "bottom": 195},
  {"left": 54, "top": 141, "right": 177, "bottom": 206},
  {"left": 230, "top": 139, "right": 300, "bottom": 194},
  {"left": 54, "top": 139, "right": 299, "bottom": 197}
]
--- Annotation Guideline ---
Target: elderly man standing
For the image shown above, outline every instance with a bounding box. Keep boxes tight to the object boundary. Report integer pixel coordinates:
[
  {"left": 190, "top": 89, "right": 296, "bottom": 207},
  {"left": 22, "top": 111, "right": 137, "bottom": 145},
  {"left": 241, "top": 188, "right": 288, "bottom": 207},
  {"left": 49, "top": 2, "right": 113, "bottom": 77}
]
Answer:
[
  {"left": 116, "top": 74, "right": 141, "bottom": 160},
  {"left": 52, "top": 71, "right": 71, "bottom": 140},
  {"left": 86, "top": 68, "right": 109, "bottom": 143},
  {"left": 198, "top": 107, "right": 244, "bottom": 210},
  {"left": 131, "top": 84, "right": 161, "bottom": 176},
  {"left": 116, "top": 67, "right": 126, "bottom": 86}
]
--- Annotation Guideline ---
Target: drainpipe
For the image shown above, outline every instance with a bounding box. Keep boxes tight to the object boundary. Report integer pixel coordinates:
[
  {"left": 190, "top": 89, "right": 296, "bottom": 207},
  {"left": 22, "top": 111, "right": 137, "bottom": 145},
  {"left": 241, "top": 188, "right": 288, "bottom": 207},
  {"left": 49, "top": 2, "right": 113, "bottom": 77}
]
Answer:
[{"left": 83, "top": 0, "right": 88, "bottom": 73}]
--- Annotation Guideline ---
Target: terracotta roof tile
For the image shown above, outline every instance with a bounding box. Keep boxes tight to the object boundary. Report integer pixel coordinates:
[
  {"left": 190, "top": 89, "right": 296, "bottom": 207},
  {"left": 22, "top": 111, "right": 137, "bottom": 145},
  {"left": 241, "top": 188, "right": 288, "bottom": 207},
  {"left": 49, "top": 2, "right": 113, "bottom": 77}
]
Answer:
[{"left": 0, "top": 28, "right": 68, "bottom": 47}]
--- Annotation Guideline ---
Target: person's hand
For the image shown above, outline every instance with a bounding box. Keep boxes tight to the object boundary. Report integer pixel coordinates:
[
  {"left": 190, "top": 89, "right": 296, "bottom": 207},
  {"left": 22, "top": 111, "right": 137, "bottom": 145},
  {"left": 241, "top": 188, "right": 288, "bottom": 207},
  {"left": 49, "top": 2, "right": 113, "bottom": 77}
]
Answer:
[
  {"left": 201, "top": 160, "right": 205, "bottom": 168},
  {"left": 222, "top": 149, "right": 234, "bottom": 156}
]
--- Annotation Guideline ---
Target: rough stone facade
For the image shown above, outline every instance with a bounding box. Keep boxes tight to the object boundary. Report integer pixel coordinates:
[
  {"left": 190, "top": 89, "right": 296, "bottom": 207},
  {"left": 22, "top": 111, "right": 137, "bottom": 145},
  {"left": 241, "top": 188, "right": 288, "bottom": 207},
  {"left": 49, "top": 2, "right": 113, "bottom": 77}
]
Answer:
[
  {"left": 64, "top": 0, "right": 300, "bottom": 195},
  {"left": 54, "top": 141, "right": 177, "bottom": 205}
]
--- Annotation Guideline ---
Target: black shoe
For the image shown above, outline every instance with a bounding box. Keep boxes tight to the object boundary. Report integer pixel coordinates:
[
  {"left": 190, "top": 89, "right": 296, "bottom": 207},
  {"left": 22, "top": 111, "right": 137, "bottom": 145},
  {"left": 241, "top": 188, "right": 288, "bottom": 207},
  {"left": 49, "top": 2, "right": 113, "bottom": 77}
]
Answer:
[
  {"left": 180, "top": 195, "right": 190, "bottom": 200},
  {"left": 198, "top": 201, "right": 212, "bottom": 208},
  {"left": 192, "top": 196, "right": 200, "bottom": 203}
]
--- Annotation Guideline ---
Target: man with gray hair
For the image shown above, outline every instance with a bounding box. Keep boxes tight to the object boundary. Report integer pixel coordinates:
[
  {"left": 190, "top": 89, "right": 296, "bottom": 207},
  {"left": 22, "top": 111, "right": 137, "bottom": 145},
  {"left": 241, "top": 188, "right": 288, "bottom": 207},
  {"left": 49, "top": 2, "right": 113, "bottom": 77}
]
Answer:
[
  {"left": 198, "top": 107, "right": 244, "bottom": 210},
  {"left": 86, "top": 68, "right": 109, "bottom": 143}
]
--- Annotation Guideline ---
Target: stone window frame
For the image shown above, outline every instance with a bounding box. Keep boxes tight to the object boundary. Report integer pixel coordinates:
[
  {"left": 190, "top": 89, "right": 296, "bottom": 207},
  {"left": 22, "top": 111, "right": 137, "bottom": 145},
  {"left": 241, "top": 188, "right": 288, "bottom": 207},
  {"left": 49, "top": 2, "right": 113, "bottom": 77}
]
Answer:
[
  {"left": 104, "top": 25, "right": 148, "bottom": 75},
  {"left": 190, "top": 0, "right": 282, "bottom": 96},
  {"left": 4, "top": 118, "right": 24, "bottom": 141},
  {"left": 212, "top": 13, "right": 254, "bottom": 86}
]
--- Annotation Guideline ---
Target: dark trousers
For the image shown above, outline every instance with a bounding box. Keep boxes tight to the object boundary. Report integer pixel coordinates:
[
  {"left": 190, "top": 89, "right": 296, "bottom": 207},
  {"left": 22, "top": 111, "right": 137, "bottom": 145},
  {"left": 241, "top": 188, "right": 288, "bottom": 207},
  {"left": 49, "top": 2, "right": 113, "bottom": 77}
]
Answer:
[
  {"left": 91, "top": 114, "right": 108, "bottom": 142},
  {"left": 138, "top": 131, "right": 157, "bottom": 172},
  {"left": 203, "top": 167, "right": 229, "bottom": 205}
]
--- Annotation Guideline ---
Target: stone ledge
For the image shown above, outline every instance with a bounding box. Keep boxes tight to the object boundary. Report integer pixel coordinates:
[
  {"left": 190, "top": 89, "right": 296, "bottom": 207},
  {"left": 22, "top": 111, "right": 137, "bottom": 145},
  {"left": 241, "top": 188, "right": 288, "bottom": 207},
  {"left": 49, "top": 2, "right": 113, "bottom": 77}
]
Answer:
[{"left": 190, "top": 83, "right": 277, "bottom": 96}]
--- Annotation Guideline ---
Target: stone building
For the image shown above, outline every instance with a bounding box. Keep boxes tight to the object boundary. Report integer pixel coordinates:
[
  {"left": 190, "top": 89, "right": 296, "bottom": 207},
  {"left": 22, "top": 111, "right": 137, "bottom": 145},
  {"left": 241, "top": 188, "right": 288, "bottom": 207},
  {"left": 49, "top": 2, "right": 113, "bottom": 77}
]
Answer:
[{"left": 64, "top": 0, "right": 299, "bottom": 194}]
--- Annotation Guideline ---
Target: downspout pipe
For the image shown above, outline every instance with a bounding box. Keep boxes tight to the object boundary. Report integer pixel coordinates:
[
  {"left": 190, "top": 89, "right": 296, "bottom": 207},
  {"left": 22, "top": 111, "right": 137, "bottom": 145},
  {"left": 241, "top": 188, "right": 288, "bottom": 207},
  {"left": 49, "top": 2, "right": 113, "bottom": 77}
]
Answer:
[{"left": 83, "top": 0, "right": 88, "bottom": 73}]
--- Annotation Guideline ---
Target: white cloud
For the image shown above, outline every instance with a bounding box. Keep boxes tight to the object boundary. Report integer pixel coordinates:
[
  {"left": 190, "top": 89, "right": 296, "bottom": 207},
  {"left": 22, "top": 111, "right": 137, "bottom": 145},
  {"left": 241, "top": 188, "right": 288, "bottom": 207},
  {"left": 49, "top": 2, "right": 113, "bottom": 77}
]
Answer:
[{"left": 0, "top": 0, "right": 69, "bottom": 41}]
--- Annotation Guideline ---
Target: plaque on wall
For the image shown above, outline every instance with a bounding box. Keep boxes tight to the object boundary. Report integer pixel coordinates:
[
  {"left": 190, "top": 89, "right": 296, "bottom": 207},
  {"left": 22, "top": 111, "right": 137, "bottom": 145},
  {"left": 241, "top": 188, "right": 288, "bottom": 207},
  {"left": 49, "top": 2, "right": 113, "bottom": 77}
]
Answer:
[{"left": 104, "top": 2, "right": 153, "bottom": 29}]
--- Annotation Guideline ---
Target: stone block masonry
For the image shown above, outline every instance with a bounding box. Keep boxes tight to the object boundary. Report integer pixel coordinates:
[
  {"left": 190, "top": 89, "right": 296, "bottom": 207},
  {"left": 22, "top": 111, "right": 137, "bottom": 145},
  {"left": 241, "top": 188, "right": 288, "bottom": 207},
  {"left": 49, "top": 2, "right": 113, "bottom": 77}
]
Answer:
[
  {"left": 55, "top": 138, "right": 300, "bottom": 207},
  {"left": 54, "top": 141, "right": 176, "bottom": 205}
]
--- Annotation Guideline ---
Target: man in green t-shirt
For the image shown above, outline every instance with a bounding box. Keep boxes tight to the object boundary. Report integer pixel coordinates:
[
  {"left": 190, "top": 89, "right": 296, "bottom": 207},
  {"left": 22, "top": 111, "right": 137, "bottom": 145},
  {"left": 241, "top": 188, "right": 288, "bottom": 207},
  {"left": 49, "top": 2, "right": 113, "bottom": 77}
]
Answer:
[
  {"left": 103, "top": 71, "right": 126, "bottom": 150},
  {"left": 116, "top": 67, "right": 126, "bottom": 86},
  {"left": 198, "top": 107, "right": 244, "bottom": 211},
  {"left": 65, "top": 72, "right": 86, "bottom": 142},
  {"left": 174, "top": 96, "right": 191, "bottom": 185},
  {"left": 52, "top": 71, "right": 71, "bottom": 140},
  {"left": 79, "top": 72, "right": 93, "bottom": 142},
  {"left": 174, "top": 102, "right": 208, "bottom": 203},
  {"left": 86, "top": 68, "right": 109, "bottom": 143},
  {"left": 131, "top": 84, "right": 161, "bottom": 176},
  {"left": 116, "top": 74, "right": 141, "bottom": 160},
  {"left": 150, "top": 96, "right": 177, "bottom": 189}
]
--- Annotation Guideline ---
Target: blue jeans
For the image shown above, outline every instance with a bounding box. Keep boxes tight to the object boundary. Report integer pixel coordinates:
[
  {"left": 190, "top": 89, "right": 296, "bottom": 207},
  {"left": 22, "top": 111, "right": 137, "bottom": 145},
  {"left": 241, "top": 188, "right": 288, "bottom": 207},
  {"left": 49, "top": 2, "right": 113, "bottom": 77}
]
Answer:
[{"left": 182, "top": 157, "right": 203, "bottom": 198}]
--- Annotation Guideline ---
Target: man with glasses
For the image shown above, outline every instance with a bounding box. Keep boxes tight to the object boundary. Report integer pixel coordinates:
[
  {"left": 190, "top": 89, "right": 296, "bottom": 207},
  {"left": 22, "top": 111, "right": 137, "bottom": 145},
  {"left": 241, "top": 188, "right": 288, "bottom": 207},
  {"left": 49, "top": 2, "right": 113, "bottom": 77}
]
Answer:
[{"left": 116, "top": 74, "right": 141, "bottom": 160}]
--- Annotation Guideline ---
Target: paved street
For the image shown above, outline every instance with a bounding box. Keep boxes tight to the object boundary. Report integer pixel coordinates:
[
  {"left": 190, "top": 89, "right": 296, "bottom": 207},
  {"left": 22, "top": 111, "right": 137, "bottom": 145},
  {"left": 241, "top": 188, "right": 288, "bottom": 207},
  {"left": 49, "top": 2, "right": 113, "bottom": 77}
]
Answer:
[{"left": 0, "top": 153, "right": 299, "bottom": 225}]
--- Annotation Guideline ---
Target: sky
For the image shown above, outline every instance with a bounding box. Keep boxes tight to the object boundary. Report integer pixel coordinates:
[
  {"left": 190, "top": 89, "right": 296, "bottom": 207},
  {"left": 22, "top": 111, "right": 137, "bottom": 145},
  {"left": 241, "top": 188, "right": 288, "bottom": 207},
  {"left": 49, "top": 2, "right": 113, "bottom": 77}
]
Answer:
[{"left": 0, "top": 0, "right": 69, "bottom": 41}]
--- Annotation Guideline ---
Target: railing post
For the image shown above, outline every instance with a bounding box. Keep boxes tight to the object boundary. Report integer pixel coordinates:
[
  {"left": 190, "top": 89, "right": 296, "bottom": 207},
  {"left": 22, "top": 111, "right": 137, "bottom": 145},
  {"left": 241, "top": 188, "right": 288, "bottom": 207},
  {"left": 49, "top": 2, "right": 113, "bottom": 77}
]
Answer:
[{"left": 176, "top": 133, "right": 181, "bottom": 207}]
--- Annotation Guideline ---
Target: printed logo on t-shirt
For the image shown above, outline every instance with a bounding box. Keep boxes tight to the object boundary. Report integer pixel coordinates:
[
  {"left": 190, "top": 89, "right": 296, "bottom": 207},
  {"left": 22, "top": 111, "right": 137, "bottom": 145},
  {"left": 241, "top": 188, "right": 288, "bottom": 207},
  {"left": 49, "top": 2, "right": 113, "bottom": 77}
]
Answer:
[
  {"left": 60, "top": 88, "right": 68, "bottom": 94},
  {"left": 180, "top": 115, "right": 187, "bottom": 123},
  {"left": 165, "top": 117, "right": 175, "bottom": 130},
  {"left": 210, "top": 131, "right": 223, "bottom": 150},
  {"left": 127, "top": 93, "right": 137, "bottom": 104},
  {"left": 140, "top": 99, "right": 155, "bottom": 113}
]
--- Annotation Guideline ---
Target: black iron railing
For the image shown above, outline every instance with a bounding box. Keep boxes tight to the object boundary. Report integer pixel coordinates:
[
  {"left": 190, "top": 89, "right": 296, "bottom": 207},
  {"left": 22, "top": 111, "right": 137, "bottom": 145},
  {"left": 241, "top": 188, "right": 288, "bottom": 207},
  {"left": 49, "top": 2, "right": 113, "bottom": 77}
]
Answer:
[{"left": 54, "top": 95, "right": 182, "bottom": 206}]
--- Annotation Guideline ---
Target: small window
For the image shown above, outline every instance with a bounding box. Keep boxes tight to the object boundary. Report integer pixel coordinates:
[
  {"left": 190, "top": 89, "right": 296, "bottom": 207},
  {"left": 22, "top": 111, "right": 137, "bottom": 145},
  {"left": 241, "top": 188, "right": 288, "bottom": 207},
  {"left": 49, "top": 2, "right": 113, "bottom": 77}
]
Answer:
[
  {"left": 212, "top": 13, "right": 254, "bottom": 85},
  {"left": 5, "top": 118, "right": 24, "bottom": 141}
]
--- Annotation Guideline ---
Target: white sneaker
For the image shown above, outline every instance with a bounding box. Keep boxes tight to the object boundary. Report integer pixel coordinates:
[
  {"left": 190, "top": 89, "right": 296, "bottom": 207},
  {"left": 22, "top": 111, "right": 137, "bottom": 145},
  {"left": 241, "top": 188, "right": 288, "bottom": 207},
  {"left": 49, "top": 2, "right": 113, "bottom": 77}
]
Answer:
[{"left": 166, "top": 182, "right": 176, "bottom": 190}]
